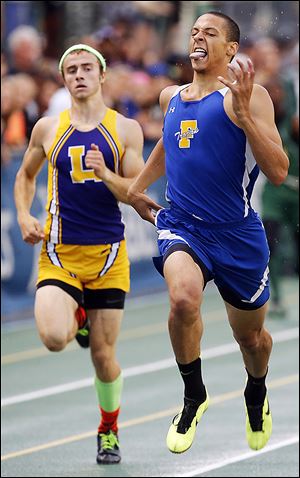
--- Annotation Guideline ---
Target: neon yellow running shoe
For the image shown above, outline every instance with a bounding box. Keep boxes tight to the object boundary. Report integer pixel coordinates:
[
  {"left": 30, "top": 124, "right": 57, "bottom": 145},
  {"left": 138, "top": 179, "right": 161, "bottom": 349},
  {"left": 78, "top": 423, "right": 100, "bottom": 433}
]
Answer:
[
  {"left": 166, "top": 392, "right": 209, "bottom": 453},
  {"left": 245, "top": 395, "right": 272, "bottom": 450}
]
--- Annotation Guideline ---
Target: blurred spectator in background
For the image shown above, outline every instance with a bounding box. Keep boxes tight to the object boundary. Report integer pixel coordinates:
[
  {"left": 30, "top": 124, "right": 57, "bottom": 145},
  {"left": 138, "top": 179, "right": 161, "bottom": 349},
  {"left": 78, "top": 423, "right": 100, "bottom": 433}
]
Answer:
[
  {"left": 134, "top": 67, "right": 173, "bottom": 144},
  {"left": 88, "top": 17, "right": 177, "bottom": 147},
  {"left": 6, "top": 25, "right": 45, "bottom": 75},
  {"left": 2, "top": 26, "right": 63, "bottom": 163},
  {"left": 254, "top": 38, "right": 299, "bottom": 317},
  {"left": 6, "top": 24, "right": 61, "bottom": 86},
  {"left": 253, "top": 37, "right": 284, "bottom": 85},
  {"left": 1, "top": 74, "right": 38, "bottom": 161},
  {"left": 36, "top": 76, "right": 60, "bottom": 117},
  {"left": 43, "top": 86, "right": 71, "bottom": 117},
  {"left": 63, "top": 1, "right": 135, "bottom": 45},
  {"left": 261, "top": 83, "right": 299, "bottom": 317},
  {"left": 1, "top": 76, "right": 17, "bottom": 166}
]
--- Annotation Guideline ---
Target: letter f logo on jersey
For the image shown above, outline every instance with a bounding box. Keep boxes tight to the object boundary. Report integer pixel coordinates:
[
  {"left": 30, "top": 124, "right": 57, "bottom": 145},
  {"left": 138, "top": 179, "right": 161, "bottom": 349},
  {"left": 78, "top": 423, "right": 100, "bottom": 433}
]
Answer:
[{"left": 175, "top": 120, "right": 199, "bottom": 148}]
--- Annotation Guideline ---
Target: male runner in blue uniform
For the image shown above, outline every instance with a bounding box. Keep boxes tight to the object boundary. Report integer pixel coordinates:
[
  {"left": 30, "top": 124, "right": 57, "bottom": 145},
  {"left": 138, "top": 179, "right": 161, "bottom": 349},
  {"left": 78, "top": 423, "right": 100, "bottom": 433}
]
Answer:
[{"left": 128, "top": 12, "right": 289, "bottom": 453}]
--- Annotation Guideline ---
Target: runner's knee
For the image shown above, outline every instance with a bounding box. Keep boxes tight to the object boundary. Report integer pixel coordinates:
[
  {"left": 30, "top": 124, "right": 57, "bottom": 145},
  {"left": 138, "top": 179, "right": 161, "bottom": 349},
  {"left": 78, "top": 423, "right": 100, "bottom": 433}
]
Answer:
[
  {"left": 92, "top": 347, "right": 115, "bottom": 369},
  {"left": 169, "top": 287, "right": 201, "bottom": 324},
  {"left": 39, "top": 330, "right": 68, "bottom": 352},
  {"left": 234, "top": 329, "right": 262, "bottom": 351}
]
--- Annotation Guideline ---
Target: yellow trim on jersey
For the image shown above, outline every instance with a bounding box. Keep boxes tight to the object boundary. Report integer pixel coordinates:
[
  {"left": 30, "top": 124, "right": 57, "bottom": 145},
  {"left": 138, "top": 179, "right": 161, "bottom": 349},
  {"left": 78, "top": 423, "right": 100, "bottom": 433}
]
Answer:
[
  {"left": 96, "top": 125, "right": 118, "bottom": 172},
  {"left": 45, "top": 126, "right": 74, "bottom": 236},
  {"left": 45, "top": 111, "right": 75, "bottom": 242},
  {"left": 101, "top": 108, "right": 124, "bottom": 171},
  {"left": 46, "top": 110, "right": 73, "bottom": 159}
]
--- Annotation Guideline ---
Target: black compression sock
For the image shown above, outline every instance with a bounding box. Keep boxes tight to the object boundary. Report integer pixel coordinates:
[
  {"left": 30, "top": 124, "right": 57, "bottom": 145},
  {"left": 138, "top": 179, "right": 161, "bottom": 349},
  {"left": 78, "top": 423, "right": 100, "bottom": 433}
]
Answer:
[
  {"left": 177, "top": 357, "right": 206, "bottom": 403},
  {"left": 244, "top": 368, "right": 267, "bottom": 406}
]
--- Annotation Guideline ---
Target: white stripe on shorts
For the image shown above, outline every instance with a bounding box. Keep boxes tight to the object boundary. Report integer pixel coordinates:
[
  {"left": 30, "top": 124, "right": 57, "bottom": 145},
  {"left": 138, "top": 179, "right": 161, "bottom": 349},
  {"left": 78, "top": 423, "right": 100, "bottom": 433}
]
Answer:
[
  {"left": 241, "top": 265, "right": 269, "bottom": 303},
  {"left": 46, "top": 242, "right": 62, "bottom": 268},
  {"left": 157, "top": 229, "right": 189, "bottom": 244},
  {"left": 98, "top": 242, "right": 120, "bottom": 277}
]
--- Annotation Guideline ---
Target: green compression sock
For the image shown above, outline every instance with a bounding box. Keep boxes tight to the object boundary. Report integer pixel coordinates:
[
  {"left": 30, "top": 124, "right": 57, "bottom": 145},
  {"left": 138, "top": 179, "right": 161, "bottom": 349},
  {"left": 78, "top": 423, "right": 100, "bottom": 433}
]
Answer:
[{"left": 94, "top": 373, "right": 123, "bottom": 412}]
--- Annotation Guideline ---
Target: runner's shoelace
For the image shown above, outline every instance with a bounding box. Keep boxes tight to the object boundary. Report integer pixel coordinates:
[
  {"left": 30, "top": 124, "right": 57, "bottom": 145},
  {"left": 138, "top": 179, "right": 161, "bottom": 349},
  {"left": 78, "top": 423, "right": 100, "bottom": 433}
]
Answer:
[
  {"left": 174, "top": 402, "right": 199, "bottom": 434},
  {"left": 99, "top": 432, "right": 119, "bottom": 450}
]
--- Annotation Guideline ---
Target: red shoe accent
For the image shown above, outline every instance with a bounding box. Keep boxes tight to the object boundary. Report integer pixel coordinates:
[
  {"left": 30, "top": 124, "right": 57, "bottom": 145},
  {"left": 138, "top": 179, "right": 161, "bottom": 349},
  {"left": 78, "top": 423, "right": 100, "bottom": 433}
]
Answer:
[
  {"left": 98, "top": 407, "right": 120, "bottom": 434},
  {"left": 75, "top": 306, "right": 87, "bottom": 329}
]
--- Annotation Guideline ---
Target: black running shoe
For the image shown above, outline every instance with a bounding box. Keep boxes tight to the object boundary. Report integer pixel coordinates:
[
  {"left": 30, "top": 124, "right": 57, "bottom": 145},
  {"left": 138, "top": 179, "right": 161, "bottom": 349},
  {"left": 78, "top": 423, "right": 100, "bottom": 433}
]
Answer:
[
  {"left": 97, "top": 430, "right": 121, "bottom": 464},
  {"left": 75, "top": 306, "right": 90, "bottom": 348}
]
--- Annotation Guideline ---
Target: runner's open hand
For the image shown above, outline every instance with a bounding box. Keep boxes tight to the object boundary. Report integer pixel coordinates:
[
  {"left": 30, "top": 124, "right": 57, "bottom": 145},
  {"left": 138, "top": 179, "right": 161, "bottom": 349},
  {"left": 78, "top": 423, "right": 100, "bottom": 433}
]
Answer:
[
  {"left": 217, "top": 58, "right": 255, "bottom": 125},
  {"left": 127, "top": 189, "right": 162, "bottom": 225}
]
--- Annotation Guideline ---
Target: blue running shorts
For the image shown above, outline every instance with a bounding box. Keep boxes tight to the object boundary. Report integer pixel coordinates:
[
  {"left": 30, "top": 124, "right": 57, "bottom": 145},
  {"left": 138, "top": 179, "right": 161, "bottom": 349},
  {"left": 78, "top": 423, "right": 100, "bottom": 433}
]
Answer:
[{"left": 153, "top": 206, "right": 270, "bottom": 310}]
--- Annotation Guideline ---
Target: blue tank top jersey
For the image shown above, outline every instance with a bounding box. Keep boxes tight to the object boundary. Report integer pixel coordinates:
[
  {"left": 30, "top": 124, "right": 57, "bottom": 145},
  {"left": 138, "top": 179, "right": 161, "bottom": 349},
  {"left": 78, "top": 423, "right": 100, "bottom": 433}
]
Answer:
[
  {"left": 44, "top": 108, "right": 125, "bottom": 244},
  {"left": 163, "top": 85, "right": 259, "bottom": 223}
]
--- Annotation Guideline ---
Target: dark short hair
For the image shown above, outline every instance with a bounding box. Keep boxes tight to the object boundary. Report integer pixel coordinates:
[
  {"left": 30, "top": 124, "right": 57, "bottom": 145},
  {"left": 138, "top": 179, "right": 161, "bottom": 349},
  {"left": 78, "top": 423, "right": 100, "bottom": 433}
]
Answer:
[{"left": 204, "top": 11, "right": 240, "bottom": 43}]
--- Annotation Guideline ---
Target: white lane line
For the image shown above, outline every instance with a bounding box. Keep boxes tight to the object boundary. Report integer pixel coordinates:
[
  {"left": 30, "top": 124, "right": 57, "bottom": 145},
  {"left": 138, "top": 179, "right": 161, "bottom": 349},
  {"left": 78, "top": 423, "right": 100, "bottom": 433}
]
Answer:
[
  {"left": 172, "top": 436, "right": 299, "bottom": 477},
  {"left": 1, "top": 379, "right": 298, "bottom": 462},
  {"left": 2, "top": 289, "right": 298, "bottom": 364},
  {"left": 1, "top": 327, "right": 298, "bottom": 407}
]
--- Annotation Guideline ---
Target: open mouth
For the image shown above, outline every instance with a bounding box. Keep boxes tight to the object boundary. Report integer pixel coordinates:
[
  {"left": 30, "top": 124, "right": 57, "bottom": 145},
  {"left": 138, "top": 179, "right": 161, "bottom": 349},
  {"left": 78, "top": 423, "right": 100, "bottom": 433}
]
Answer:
[{"left": 189, "top": 48, "right": 207, "bottom": 60}]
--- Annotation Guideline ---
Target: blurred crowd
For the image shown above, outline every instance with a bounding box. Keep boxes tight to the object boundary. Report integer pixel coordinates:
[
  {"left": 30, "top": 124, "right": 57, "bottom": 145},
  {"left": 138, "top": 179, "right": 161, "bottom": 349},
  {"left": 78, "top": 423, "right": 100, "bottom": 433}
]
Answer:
[
  {"left": 1, "top": 2, "right": 184, "bottom": 164},
  {"left": 1, "top": 2, "right": 298, "bottom": 164}
]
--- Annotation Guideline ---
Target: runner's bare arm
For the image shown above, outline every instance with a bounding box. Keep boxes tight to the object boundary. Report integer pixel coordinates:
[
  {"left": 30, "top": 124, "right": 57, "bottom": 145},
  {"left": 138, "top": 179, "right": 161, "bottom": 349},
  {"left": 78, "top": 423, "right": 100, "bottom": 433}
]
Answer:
[
  {"left": 219, "top": 59, "right": 289, "bottom": 185},
  {"left": 14, "top": 118, "right": 49, "bottom": 244},
  {"left": 126, "top": 86, "right": 179, "bottom": 223}
]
